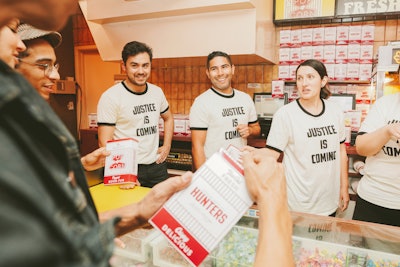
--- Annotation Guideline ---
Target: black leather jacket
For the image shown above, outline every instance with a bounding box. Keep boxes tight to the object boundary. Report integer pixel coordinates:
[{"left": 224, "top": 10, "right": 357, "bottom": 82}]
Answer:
[{"left": 0, "top": 60, "right": 117, "bottom": 266}]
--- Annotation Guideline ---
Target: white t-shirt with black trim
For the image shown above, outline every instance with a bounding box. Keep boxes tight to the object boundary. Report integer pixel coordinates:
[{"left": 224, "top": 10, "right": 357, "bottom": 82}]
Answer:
[
  {"left": 267, "top": 98, "right": 345, "bottom": 215},
  {"left": 189, "top": 88, "right": 258, "bottom": 159},
  {"left": 97, "top": 82, "right": 169, "bottom": 164},
  {"left": 356, "top": 93, "right": 400, "bottom": 209}
]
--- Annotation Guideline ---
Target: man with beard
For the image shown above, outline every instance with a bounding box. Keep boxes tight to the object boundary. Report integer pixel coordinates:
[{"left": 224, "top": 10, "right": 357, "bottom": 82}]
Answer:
[
  {"left": 190, "top": 51, "right": 260, "bottom": 170},
  {"left": 97, "top": 41, "right": 173, "bottom": 188}
]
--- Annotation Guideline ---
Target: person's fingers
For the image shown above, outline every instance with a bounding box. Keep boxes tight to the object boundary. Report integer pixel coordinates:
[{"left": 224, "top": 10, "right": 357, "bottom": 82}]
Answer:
[
  {"left": 114, "top": 237, "right": 126, "bottom": 249},
  {"left": 138, "top": 172, "right": 193, "bottom": 220},
  {"left": 241, "top": 145, "right": 256, "bottom": 153},
  {"left": 119, "top": 183, "right": 136, "bottom": 190}
]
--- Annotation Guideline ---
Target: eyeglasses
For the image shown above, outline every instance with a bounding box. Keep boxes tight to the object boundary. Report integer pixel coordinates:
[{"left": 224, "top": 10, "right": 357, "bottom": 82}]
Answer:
[{"left": 18, "top": 58, "right": 60, "bottom": 77}]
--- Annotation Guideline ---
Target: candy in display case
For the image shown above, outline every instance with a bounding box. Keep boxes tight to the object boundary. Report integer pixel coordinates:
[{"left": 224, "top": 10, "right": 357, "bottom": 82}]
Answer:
[
  {"left": 292, "top": 236, "right": 400, "bottom": 266},
  {"left": 210, "top": 211, "right": 400, "bottom": 267},
  {"left": 290, "top": 211, "right": 400, "bottom": 257},
  {"left": 150, "top": 234, "right": 214, "bottom": 267},
  {"left": 285, "top": 212, "right": 400, "bottom": 267},
  {"left": 112, "top": 212, "right": 400, "bottom": 266},
  {"left": 211, "top": 224, "right": 258, "bottom": 266},
  {"left": 111, "top": 228, "right": 160, "bottom": 267}
]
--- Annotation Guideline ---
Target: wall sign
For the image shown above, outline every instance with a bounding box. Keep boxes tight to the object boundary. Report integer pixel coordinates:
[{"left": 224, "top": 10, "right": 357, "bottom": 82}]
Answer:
[
  {"left": 274, "top": 0, "right": 400, "bottom": 25},
  {"left": 336, "top": 0, "right": 400, "bottom": 16},
  {"left": 274, "top": 0, "right": 335, "bottom": 21}
]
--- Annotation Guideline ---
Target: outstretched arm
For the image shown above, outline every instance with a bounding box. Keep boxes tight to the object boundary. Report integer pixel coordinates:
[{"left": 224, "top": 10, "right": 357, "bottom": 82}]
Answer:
[
  {"left": 99, "top": 172, "right": 192, "bottom": 236},
  {"left": 242, "top": 152, "right": 294, "bottom": 267}
]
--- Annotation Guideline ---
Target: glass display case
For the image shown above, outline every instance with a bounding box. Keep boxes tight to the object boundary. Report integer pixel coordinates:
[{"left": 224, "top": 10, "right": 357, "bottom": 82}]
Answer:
[{"left": 111, "top": 208, "right": 400, "bottom": 267}]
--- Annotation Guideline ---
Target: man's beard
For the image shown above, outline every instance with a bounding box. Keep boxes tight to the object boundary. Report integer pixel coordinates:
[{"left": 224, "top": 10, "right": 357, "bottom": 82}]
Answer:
[{"left": 127, "top": 75, "right": 147, "bottom": 86}]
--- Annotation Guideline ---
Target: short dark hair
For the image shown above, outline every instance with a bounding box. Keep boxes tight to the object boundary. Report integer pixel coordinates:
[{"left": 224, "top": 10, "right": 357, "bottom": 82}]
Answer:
[
  {"left": 121, "top": 41, "right": 153, "bottom": 64},
  {"left": 206, "top": 51, "right": 232, "bottom": 69},
  {"left": 296, "top": 59, "right": 331, "bottom": 99}
]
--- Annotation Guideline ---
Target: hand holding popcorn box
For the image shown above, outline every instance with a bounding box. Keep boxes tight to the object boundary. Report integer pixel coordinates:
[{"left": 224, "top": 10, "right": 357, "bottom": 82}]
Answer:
[{"left": 104, "top": 138, "right": 138, "bottom": 185}]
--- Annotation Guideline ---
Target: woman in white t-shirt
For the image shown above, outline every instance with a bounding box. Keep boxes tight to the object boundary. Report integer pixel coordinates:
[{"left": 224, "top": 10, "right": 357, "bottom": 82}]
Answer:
[
  {"left": 352, "top": 92, "right": 400, "bottom": 227},
  {"left": 245, "top": 59, "right": 350, "bottom": 216}
]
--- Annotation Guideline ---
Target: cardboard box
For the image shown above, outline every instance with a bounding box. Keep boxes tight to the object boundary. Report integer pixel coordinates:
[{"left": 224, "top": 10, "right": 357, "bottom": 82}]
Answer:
[
  {"left": 361, "top": 25, "right": 375, "bottom": 44},
  {"left": 173, "top": 114, "right": 190, "bottom": 136},
  {"left": 347, "top": 63, "right": 360, "bottom": 80},
  {"left": 88, "top": 113, "right": 97, "bottom": 128},
  {"left": 356, "top": 102, "right": 371, "bottom": 120},
  {"left": 278, "top": 65, "right": 290, "bottom": 80},
  {"left": 334, "top": 63, "right": 347, "bottom": 80},
  {"left": 271, "top": 80, "right": 285, "bottom": 98},
  {"left": 301, "top": 46, "right": 313, "bottom": 61},
  {"left": 312, "top": 27, "right": 325, "bottom": 45},
  {"left": 335, "top": 45, "right": 348, "bottom": 64},
  {"left": 287, "top": 85, "right": 299, "bottom": 101},
  {"left": 104, "top": 138, "right": 138, "bottom": 185},
  {"left": 279, "top": 47, "right": 291, "bottom": 65},
  {"left": 290, "top": 47, "right": 302, "bottom": 64},
  {"left": 289, "top": 65, "right": 298, "bottom": 80},
  {"left": 312, "top": 45, "right": 324, "bottom": 61},
  {"left": 324, "top": 26, "right": 337, "bottom": 45},
  {"left": 347, "top": 44, "right": 361, "bottom": 63},
  {"left": 336, "top": 26, "right": 349, "bottom": 45},
  {"left": 290, "top": 29, "right": 302, "bottom": 47},
  {"left": 348, "top": 25, "right": 362, "bottom": 44},
  {"left": 346, "top": 84, "right": 358, "bottom": 95},
  {"left": 346, "top": 110, "right": 362, "bottom": 131},
  {"left": 359, "top": 64, "right": 372, "bottom": 81},
  {"left": 301, "top": 28, "right": 313, "bottom": 46},
  {"left": 359, "top": 45, "right": 374, "bottom": 63},
  {"left": 355, "top": 85, "right": 372, "bottom": 101},
  {"left": 279, "top": 29, "right": 291, "bottom": 47},
  {"left": 323, "top": 45, "right": 336, "bottom": 64},
  {"left": 324, "top": 63, "right": 335, "bottom": 80},
  {"left": 149, "top": 148, "right": 253, "bottom": 267},
  {"left": 330, "top": 84, "right": 347, "bottom": 94}
]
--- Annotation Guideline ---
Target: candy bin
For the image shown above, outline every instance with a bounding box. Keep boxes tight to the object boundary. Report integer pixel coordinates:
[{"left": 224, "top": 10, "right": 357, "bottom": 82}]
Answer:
[
  {"left": 111, "top": 228, "right": 160, "bottom": 267},
  {"left": 151, "top": 234, "right": 213, "bottom": 267},
  {"left": 211, "top": 225, "right": 258, "bottom": 267}
]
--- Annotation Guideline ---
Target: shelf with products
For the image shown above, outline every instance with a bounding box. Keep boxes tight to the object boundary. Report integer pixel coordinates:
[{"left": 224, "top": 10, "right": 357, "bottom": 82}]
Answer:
[{"left": 159, "top": 134, "right": 193, "bottom": 172}]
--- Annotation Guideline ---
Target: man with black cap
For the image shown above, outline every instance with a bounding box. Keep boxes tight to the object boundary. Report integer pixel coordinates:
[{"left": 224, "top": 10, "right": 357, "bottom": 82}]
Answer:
[{"left": 16, "top": 23, "right": 62, "bottom": 100}]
